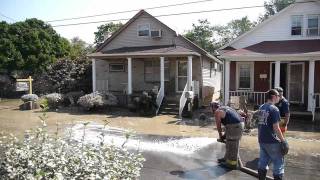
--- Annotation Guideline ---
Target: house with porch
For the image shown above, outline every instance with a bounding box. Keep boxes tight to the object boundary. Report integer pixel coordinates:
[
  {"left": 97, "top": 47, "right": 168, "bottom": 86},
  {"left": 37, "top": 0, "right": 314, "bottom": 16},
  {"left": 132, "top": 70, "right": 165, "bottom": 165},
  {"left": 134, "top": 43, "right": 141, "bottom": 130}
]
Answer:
[
  {"left": 88, "top": 10, "right": 222, "bottom": 116},
  {"left": 219, "top": 0, "right": 320, "bottom": 117}
]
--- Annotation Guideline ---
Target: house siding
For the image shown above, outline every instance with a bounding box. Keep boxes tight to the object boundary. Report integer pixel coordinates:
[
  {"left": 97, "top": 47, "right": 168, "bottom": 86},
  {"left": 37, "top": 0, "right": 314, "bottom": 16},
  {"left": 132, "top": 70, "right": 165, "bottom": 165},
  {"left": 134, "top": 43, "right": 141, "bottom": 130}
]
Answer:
[
  {"left": 102, "top": 13, "right": 177, "bottom": 51},
  {"left": 254, "top": 61, "right": 270, "bottom": 92},
  {"left": 232, "top": 2, "right": 320, "bottom": 49},
  {"left": 95, "top": 57, "right": 202, "bottom": 94},
  {"left": 202, "top": 57, "right": 222, "bottom": 104}
]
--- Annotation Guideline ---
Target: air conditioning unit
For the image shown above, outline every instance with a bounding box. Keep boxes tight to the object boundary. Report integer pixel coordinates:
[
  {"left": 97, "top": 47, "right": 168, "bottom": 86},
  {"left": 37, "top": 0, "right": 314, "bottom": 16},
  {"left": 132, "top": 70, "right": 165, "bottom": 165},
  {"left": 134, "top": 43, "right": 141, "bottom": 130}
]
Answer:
[{"left": 151, "top": 30, "right": 162, "bottom": 38}]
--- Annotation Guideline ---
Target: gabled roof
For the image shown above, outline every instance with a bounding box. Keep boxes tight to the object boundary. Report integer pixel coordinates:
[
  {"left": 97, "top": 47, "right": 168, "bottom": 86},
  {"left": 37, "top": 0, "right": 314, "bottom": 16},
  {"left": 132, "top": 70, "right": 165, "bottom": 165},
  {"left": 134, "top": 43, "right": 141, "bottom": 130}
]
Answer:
[
  {"left": 92, "top": 9, "right": 221, "bottom": 63},
  {"left": 219, "top": 3, "right": 296, "bottom": 50},
  {"left": 221, "top": 39, "right": 320, "bottom": 57},
  {"left": 95, "top": 10, "right": 177, "bottom": 52}
]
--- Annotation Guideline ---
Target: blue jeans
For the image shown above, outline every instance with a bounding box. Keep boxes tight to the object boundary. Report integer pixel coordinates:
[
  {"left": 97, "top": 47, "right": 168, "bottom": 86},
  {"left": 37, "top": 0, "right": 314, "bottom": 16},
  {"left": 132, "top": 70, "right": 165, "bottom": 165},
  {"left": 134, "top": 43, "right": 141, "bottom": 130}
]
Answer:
[{"left": 258, "top": 143, "right": 284, "bottom": 176}]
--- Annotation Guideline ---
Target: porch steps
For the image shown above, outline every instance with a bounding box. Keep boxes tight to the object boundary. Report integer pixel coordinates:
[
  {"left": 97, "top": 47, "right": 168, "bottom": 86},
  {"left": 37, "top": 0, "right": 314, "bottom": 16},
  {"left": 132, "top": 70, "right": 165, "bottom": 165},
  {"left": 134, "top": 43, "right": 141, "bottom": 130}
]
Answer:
[
  {"left": 290, "top": 111, "right": 313, "bottom": 121},
  {"left": 158, "top": 98, "right": 179, "bottom": 116}
]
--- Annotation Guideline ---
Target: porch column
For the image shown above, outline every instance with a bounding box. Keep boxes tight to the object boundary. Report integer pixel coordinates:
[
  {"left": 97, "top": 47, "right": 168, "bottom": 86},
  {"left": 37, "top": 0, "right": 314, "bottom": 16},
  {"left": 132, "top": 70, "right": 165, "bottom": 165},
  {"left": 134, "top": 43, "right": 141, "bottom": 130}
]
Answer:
[
  {"left": 274, "top": 61, "right": 280, "bottom": 88},
  {"left": 92, "top": 58, "right": 96, "bottom": 92},
  {"left": 187, "top": 56, "right": 193, "bottom": 91},
  {"left": 224, "top": 60, "right": 230, "bottom": 105},
  {"left": 160, "top": 57, "right": 165, "bottom": 94},
  {"left": 308, "top": 60, "right": 315, "bottom": 111},
  {"left": 127, "top": 57, "right": 132, "bottom": 95}
]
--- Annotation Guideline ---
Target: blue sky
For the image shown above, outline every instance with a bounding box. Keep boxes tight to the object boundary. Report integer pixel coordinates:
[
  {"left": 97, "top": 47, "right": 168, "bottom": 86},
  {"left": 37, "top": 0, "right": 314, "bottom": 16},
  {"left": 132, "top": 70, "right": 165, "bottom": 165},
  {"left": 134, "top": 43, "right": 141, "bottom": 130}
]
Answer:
[{"left": 0, "top": 0, "right": 266, "bottom": 44}]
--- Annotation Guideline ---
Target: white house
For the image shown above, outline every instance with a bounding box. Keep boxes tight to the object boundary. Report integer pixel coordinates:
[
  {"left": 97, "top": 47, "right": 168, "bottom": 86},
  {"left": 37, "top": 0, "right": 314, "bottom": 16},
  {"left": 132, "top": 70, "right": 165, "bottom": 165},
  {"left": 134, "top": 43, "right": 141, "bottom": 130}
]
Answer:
[{"left": 219, "top": 0, "right": 320, "bottom": 115}]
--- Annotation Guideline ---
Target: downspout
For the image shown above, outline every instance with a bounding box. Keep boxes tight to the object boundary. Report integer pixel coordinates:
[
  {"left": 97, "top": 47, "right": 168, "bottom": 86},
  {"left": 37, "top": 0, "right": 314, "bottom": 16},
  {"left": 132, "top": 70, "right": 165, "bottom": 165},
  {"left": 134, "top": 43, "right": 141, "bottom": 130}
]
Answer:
[{"left": 200, "top": 55, "right": 204, "bottom": 106}]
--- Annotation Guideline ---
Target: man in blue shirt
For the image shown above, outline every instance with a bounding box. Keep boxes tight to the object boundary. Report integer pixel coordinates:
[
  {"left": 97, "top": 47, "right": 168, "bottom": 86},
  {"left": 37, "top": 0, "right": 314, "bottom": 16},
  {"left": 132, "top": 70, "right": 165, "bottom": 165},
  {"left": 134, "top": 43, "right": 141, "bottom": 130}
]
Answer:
[
  {"left": 275, "top": 87, "right": 290, "bottom": 133},
  {"left": 257, "top": 89, "right": 288, "bottom": 180},
  {"left": 210, "top": 101, "right": 244, "bottom": 170}
]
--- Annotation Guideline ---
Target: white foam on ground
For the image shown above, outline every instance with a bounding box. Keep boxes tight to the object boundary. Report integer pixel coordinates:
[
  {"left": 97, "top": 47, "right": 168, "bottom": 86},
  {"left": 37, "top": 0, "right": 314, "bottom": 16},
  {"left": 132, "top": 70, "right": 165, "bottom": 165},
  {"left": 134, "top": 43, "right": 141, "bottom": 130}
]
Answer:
[{"left": 69, "top": 123, "right": 216, "bottom": 155}]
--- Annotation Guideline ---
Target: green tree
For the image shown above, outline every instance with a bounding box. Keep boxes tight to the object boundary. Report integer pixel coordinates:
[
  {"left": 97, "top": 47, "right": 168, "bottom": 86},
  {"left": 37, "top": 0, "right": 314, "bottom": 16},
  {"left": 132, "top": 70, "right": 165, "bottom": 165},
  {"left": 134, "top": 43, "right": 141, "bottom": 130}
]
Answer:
[
  {"left": 213, "top": 16, "right": 255, "bottom": 47},
  {"left": 184, "top": 19, "right": 217, "bottom": 53},
  {"left": 259, "top": 0, "right": 295, "bottom": 22},
  {"left": 94, "top": 22, "right": 123, "bottom": 45},
  {"left": 0, "top": 18, "right": 71, "bottom": 74},
  {"left": 69, "top": 37, "right": 94, "bottom": 60}
]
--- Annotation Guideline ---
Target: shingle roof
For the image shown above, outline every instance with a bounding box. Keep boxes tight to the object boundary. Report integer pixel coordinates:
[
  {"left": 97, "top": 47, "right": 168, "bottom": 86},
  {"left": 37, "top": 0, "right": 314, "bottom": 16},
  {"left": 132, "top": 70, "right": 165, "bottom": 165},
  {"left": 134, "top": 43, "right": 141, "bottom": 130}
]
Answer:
[
  {"left": 222, "top": 40, "right": 320, "bottom": 57},
  {"left": 88, "top": 45, "right": 200, "bottom": 58}
]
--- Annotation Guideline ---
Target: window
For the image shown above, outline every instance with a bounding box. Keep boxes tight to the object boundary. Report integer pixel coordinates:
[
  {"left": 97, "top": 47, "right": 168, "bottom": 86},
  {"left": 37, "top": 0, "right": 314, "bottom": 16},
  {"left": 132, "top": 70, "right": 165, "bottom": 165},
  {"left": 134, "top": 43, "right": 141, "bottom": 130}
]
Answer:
[
  {"left": 138, "top": 24, "right": 150, "bottom": 37},
  {"left": 144, "top": 60, "right": 169, "bottom": 82},
  {"left": 291, "top": 15, "right": 303, "bottom": 35},
  {"left": 307, "top": 15, "right": 319, "bottom": 36},
  {"left": 237, "top": 62, "right": 253, "bottom": 89},
  {"left": 109, "top": 63, "right": 125, "bottom": 72}
]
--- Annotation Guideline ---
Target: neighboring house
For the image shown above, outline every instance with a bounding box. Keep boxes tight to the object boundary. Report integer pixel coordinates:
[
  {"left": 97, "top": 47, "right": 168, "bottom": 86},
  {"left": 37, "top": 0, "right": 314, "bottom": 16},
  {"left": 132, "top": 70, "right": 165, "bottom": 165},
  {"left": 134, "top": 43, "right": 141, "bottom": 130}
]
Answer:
[
  {"left": 219, "top": 0, "right": 320, "bottom": 114},
  {"left": 88, "top": 10, "right": 222, "bottom": 116}
]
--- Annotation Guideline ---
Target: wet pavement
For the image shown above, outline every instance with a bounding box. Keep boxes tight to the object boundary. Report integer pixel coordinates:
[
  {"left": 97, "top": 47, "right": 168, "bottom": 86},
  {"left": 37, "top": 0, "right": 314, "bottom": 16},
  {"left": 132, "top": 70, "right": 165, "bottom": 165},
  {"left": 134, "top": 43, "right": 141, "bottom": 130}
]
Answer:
[{"left": 71, "top": 123, "right": 255, "bottom": 180}]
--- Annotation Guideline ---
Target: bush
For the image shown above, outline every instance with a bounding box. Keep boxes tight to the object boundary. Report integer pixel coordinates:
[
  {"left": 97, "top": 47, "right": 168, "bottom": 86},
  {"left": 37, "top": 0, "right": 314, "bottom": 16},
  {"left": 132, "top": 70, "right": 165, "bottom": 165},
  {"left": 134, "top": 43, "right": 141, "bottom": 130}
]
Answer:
[
  {"left": 21, "top": 94, "right": 39, "bottom": 102},
  {"left": 44, "top": 93, "right": 64, "bottom": 108},
  {"left": 33, "top": 58, "right": 92, "bottom": 95},
  {"left": 77, "top": 92, "right": 105, "bottom": 110},
  {"left": 65, "top": 91, "right": 85, "bottom": 106},
  {"left": 0, "top": 113, "right": 145, "bottom": 179},
  {"left": 104, "top": 92, "right": 118, "bottom": 106}
]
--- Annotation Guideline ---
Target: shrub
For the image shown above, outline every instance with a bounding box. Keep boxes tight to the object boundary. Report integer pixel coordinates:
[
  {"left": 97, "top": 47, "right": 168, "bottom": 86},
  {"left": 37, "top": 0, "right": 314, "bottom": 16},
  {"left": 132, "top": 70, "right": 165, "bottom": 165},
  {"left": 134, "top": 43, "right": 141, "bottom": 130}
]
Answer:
[
  {"left": 44, "top": 93, "right": 64, "bottom": 108},
  {"left": 77, "top": 92, "right": 105, "bottom": 110},
  {"left": 104, "top": 92, "right": 118, "bottom": 106},
  {"left": 33, "top": 58, "right": 92, "bottom": 95},
  {"left": 65, "top": 91, "right": 85, "bottom": 106},
  {"left": 21, "top": 94, "right": 39, "bottom": 102},
  {"left": 0, "top": 113, "right": 145, "bottom": 179}
]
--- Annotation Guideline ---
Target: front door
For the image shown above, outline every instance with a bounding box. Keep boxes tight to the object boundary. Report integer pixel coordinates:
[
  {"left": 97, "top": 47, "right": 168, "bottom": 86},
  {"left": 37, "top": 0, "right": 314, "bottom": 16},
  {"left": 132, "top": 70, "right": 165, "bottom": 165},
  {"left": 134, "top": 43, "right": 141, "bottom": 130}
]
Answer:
[
  {"left": 288, "top": 63, "right": 304, "bottom": 104},
  {"left": 176, "top": 61, "right": 187, "bottom": 92}
]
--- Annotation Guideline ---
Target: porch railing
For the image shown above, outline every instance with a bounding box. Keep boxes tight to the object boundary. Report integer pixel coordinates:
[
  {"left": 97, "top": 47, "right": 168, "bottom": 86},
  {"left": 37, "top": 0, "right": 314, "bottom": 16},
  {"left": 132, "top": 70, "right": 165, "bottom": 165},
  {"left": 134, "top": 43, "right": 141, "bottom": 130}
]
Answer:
[
  {"left": 155, "top": 87, "right": 164, "bottom": 115},
  {"left": 229, "top": 90, "right": 267, "bottom": 106},
  {"left": 179, "top": 83, "right": 188, "bottom": 118}
]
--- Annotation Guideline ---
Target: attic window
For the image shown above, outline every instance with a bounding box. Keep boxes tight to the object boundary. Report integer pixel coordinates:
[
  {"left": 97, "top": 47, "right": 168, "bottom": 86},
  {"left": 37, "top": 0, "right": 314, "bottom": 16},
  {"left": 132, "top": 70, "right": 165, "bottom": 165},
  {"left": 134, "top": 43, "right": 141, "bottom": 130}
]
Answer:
[
  {"left": 291, "top": 15, "right": 303, "bottom": 35},
  {"left": 138, "top": 24, "right": 150, "bottom": 37}
]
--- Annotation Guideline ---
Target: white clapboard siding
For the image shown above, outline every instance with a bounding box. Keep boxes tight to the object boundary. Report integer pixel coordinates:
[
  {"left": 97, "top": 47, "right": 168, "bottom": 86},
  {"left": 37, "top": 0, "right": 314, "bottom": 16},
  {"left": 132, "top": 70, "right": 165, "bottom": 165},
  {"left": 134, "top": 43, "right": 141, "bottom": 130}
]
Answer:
[{"left": 232, "top": 2, "right": 320, "bottom": 49}]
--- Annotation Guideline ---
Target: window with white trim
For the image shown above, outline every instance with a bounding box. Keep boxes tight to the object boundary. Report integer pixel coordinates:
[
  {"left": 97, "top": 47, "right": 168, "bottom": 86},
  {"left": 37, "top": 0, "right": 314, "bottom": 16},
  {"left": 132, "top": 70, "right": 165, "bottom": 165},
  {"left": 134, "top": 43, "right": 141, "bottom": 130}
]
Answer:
[
  {"left": 237, "top": 62, "right": 253, "bottom": 89},
  {"left": 291, "top": 15, "right": 303, "bottom": 36},
  {"left": 307, "top": 15, "right": 319, "bottom": 36},
  {"left": 109, "top": 63, "right": 125, "bottom": 72},
  {"left": 144, "top": 60, "right": 169, "bottom": 82},
  {"left": 138, "top": 24, "right": 150, "bottom": 37}
]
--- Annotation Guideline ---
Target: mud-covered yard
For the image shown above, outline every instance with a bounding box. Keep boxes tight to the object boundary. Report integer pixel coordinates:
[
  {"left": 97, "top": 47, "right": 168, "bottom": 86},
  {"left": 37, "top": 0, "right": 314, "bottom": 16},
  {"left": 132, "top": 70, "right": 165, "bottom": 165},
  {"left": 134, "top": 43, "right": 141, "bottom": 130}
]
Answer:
[{"left": 1, "top": 99, "right": 320, "bottom": 179}]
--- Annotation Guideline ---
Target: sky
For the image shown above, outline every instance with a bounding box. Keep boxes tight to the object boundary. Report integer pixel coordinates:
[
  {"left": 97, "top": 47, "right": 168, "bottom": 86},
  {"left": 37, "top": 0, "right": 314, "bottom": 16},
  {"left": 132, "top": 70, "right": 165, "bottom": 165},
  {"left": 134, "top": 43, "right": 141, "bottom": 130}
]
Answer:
[{"left": 0, "top": 0, "right": 267, "bottom": 44}]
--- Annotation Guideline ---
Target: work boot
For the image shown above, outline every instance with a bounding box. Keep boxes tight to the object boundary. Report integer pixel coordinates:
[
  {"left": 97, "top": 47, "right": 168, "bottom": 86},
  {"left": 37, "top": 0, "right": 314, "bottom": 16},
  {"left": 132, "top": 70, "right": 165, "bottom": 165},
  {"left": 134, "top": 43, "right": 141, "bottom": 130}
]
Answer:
[
  {"left": 219, "top": 161, "right": 237, "bottom": 170},
  {"left": 274, "top": 174, "right": 283, "bottom": 180},
  {"left": 217, "top": 158, "right": 226, "bottom": 163},
  {"left": 258, "top": 169, "right": 267, "bottom": 180}
]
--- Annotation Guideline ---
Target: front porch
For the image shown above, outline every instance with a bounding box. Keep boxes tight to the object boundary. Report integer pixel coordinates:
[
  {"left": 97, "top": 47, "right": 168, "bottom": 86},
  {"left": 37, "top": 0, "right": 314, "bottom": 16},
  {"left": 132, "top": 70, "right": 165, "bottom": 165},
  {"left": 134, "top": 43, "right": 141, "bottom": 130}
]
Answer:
[
  {"left": 89, "top": 45, "right": 203, "bottom": 117},
  {"left": 223, "top": 60, "right": 320, "bottom": 121}
]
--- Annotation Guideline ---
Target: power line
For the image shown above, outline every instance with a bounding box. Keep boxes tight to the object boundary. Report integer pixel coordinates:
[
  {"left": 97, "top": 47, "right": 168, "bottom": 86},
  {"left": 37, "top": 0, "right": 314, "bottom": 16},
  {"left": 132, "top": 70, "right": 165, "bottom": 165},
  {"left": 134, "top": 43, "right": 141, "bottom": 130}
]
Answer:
[
  {"left": 0, "top": 12, "right": 15, "bottom": 22},
  {"left": 47, "top": 0, "right": 216, "bottom": 22},
  {"left": 51, "top": 0, "right": 319, "bottom": 28},
  {"left": 52, "top": 5, "right": 264, "bottom": 27}
]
